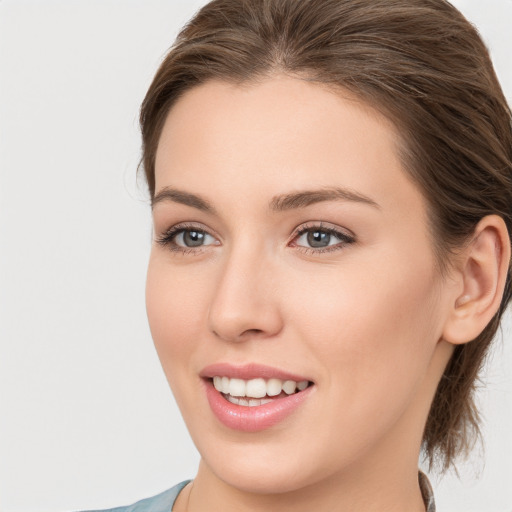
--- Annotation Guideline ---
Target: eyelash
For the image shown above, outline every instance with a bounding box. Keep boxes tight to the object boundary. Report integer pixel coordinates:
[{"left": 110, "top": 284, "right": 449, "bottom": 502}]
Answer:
[
  {"left": 155, "top": 222, "right": 356, "bottom": 255},
  {"left": 292, "top": 222, "right": 355, "bottom": 254},
  {"left": 156, "top": 222, "right": 214, "bottom": 255}
]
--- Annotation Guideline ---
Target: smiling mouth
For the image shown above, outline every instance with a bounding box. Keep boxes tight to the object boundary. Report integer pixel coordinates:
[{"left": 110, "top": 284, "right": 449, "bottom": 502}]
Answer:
[
  {"left": 202, "top": 367, "right": 315, "bottom": 431},
  {"left": 211, "top": 376, "right": 313, "bottom": 407}
]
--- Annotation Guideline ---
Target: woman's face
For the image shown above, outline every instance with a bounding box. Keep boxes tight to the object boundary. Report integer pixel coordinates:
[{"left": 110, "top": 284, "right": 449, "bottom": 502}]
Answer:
[{"left": 147, "top": 76, "right": 455, "bottom": 493}]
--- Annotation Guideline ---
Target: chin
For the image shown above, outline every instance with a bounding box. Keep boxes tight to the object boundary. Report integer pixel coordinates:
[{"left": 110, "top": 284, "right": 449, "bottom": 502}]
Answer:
[
  {"left": 208, "top": 456, "right": 317, "bottom": 495},
  {"left": 190, "top": 425, "right": 347, "bottom": 496}
]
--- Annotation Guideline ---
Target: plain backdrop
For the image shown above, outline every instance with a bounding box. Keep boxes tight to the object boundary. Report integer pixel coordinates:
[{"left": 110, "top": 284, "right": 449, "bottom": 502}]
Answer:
[{"left": 0, "top": 1, "right": 511, "bottom": 511}]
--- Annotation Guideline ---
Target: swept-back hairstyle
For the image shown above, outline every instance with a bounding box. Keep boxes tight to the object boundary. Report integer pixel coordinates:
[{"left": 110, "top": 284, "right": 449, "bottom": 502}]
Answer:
[{"left": 140, "top": 0, "right": 512, "bottom": 471}]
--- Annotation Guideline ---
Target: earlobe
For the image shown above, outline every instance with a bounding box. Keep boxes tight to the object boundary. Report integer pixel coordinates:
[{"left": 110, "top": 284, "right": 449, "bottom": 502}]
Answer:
[{"left": 442, "top": 215, "right": 511, "bottom": 346}]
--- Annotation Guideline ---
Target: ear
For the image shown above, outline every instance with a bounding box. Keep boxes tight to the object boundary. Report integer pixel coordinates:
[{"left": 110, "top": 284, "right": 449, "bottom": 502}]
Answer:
[{"left": 442, "top": 215, "right": 511, "bottom": 345}]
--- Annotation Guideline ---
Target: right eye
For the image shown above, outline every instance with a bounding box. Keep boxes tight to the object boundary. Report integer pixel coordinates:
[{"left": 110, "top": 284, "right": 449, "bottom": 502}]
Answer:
[{"left": 156, "top": 224, "right": 219, "bottom": 253}]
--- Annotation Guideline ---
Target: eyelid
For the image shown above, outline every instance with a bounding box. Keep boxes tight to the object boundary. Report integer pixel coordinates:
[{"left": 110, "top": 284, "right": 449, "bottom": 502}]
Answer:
[
  {"left": 155, "top": 222, "right": 221, "bottom": 253},
  {"left": 292, "top": 221, "right": 355, "bottom": 238},
  {"left": 289, "top": 221, "right": 356, "bottom": 254}
]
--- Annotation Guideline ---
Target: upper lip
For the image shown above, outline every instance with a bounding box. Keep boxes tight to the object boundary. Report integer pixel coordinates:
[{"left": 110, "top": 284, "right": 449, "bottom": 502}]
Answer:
[{"left": 200, "top": 363, "right": 312, "bottom": 383}]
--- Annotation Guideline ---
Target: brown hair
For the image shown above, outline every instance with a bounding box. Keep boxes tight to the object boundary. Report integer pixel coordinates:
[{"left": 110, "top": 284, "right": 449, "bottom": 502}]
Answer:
[{"left": 140, "top": 0, "right": 512, "bottom": 471}]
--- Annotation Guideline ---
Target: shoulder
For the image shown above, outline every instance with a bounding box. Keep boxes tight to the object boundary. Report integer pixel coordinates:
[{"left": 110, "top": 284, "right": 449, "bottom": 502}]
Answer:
[{"left": 79, "top": 480, "right": 191, "bottom": 512}]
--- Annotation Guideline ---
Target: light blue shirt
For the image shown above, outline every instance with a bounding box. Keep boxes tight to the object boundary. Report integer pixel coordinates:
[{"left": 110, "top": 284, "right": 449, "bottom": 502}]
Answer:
[{"left": 81, "top": 481, "right": 191, "bottom": 512}]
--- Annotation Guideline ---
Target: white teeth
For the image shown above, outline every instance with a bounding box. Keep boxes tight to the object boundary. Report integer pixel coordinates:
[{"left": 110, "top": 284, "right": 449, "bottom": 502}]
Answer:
[
  {"left": 266, "top": 378, "right": 283, "bottom": 397},
  {"left": 227, "top": 395, "right": 274, "bottom": 407},
  {"left": 229, "top": 378, "right": 246, "bottom": 397},
  {"left": 212, "top": 375, "right": 311, "bottom": 400},
  {"left": 282, "top": 380, "right": 297, "bottom": 395},
  {"left": 245, "top": 378, "right": 267, "bottom": 398},
  {"left": 297, "top": 380, "right": 308, "bottom": 391}
]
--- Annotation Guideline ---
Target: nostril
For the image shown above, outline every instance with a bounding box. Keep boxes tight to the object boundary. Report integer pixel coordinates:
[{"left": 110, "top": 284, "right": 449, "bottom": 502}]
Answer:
[
  {"left": 212, "top": 328, "right": 265, "bottom": 342},
  {"left": 241, "top": 328, "right": 265, "bottom": 337}
]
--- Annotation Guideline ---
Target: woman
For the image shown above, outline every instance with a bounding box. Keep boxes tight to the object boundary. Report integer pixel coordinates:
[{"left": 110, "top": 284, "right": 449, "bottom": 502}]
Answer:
[{"left": 89, "top": 0, "right": 512, "bottom": 510}]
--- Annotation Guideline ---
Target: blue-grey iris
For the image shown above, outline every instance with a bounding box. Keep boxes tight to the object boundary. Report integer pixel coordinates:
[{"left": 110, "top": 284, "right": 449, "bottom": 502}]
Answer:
[
  {"left": 308, "top": 230, "right": 330, "bottom": 247},
  {"left": 184, "top": 230, "right": 206, "bottom": 247}
]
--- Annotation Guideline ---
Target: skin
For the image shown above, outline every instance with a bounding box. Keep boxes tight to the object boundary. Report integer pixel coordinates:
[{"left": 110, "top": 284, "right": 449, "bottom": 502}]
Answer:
[{"left": 145, "top": 75, "right": 506, "bottom": 512}]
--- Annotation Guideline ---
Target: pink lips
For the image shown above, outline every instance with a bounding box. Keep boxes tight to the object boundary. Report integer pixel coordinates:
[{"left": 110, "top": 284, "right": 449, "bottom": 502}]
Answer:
[{"left": 200, "top": 363, "right": 314, "bottom": 432}]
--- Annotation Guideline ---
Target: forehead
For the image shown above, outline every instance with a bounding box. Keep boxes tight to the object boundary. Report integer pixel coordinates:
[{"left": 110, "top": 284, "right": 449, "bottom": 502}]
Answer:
[
  {"left": 154, "top": 75, "right": 425, "bottom": 218},
  {"left": 156, "top": 75, "right": 396, "bottom": 165}
]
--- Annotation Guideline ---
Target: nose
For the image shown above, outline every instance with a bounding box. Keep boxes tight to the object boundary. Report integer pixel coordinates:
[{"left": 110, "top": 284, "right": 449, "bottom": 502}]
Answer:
[{"left": 207, "top": 243, "right": 284, "bottom": 343}]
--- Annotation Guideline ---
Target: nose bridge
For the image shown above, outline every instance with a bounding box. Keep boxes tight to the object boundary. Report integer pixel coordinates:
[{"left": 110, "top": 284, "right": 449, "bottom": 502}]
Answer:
[{"left": 207, "top": 235, "right": 282, "bottom": 342}]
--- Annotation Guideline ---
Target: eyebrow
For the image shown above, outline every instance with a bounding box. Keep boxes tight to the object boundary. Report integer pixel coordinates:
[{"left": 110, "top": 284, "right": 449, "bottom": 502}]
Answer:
[
  {"left": 152, "top": 187, "right": 217, "bottom": 213},
  {"left": 152, "top": 186, "right": 380, "bottom": 212},
  {"left": 270, "top": 187, "right": 380, "bottom": 211}
]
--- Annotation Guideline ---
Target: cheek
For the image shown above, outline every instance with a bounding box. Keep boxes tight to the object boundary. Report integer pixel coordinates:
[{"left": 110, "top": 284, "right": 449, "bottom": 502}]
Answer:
[
  {"left": 286, "top": 249, "right": 441, "bottom": 417},
  {"left": 145, "top": 254, "right": 209, "bottom": 385}
]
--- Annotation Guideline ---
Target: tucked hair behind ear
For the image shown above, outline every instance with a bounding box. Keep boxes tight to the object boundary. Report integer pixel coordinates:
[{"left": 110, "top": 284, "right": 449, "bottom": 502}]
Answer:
[{"left": 140, "top": 0, "right": 512, "bottom": 471}]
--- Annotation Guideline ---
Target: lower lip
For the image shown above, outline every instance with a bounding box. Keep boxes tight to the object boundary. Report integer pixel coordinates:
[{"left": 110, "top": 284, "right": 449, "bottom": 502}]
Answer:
[{"left": 203, "top": 379, "right": 314, "bottom": 432}]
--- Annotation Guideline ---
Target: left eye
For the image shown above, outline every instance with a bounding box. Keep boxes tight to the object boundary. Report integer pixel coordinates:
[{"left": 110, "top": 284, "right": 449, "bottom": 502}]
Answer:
[{"left": 294, "top": 227, "right": 354, "bottom": 250}]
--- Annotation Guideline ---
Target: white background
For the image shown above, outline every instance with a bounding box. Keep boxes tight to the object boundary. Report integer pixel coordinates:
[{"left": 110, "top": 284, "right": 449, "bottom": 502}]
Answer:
[{"left": 0, "top": 1, "right": 511, "bottom": 511}]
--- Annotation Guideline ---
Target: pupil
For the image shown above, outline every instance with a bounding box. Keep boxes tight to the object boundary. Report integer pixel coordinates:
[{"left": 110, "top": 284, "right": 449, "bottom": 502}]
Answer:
[
  {"left": 307, "top": 230, "right": 330, "bottom": 247},
  {"left": 184, "top": 230, "right": 205, "bottom": 247}
]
